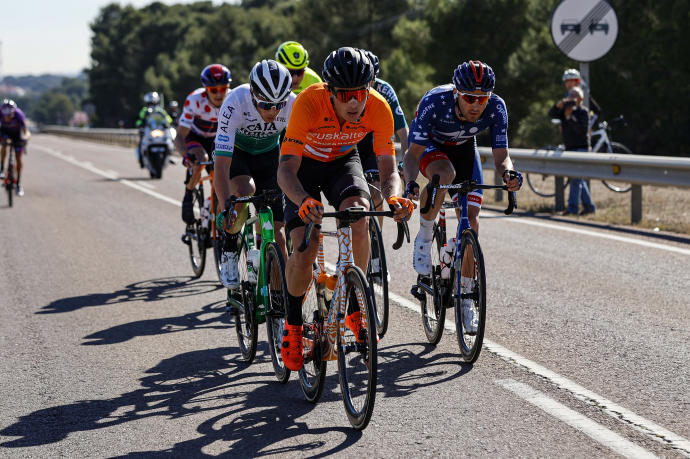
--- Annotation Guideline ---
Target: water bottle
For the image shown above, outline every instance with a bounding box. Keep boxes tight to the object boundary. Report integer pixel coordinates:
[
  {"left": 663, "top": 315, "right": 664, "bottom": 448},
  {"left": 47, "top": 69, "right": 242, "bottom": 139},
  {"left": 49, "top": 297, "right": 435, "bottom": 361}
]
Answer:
[
  {"left": 247, "top": 248, "right": 261, "bottom": 284},
  {"left": 440, "top": 239, "right": 456, "bottom": 279},
  {"left": 201, "top": 197, "right": 211, "bottom": 228}
]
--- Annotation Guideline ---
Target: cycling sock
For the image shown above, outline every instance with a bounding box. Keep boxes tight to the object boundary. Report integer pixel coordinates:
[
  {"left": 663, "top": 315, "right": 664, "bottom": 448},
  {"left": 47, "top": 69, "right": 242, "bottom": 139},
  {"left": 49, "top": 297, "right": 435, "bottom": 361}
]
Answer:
[
  {"left": 286, "top": 293, "right": 305, "bottom": 326},
  {"left": 461, "top": 275, "right": 474, "bottom": 293},
  {"left": 419, "top": 216, "right": 434, "bottom": 240}
]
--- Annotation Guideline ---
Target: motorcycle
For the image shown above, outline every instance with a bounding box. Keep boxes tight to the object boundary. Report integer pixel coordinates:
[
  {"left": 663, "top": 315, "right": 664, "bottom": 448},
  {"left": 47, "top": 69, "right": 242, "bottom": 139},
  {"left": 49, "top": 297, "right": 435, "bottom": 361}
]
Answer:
[{"left": 139, "top": 109, "right": 175, "bottom": 179}]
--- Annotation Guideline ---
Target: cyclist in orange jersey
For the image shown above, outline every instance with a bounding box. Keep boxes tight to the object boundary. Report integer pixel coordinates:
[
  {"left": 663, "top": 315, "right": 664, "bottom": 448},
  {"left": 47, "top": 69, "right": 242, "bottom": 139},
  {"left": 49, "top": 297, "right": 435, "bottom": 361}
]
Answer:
[{"left": 277, "top": 47, "right": 415, "bottom": 371}]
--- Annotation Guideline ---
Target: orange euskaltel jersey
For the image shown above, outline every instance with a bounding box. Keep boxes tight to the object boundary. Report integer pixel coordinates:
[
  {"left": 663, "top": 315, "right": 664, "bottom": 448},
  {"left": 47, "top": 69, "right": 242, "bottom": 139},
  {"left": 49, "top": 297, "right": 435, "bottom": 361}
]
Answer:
[{"left": 281, "top": 83, "right": 395, "bottom": 161}]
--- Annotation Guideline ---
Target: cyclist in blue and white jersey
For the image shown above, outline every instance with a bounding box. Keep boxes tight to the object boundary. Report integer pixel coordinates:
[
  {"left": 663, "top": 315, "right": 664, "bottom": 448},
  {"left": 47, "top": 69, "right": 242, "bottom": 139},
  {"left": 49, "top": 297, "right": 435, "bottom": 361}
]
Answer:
[
  {"left": 403, "top": 60, "right": 522, "bottom": 274},
  {"left": 214, "top": 60, "right": 295, "bottom": 288}
]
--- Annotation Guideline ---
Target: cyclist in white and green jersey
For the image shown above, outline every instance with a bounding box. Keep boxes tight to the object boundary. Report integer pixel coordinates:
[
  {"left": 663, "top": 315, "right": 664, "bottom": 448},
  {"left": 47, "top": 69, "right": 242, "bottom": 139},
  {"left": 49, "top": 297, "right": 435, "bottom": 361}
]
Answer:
[{"left": 214, "top": 59, "right": 295, "bottom": 289}]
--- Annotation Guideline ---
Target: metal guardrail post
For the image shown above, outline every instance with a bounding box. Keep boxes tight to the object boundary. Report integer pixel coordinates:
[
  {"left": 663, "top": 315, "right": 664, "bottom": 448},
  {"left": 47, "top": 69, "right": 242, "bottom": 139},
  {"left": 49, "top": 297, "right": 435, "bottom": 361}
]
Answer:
[
  {"left": 631, "top": 185, "right": 642, "bottom": 223},
  {"left": 555, "top": 176, "right": 565, "bottom": 211}
]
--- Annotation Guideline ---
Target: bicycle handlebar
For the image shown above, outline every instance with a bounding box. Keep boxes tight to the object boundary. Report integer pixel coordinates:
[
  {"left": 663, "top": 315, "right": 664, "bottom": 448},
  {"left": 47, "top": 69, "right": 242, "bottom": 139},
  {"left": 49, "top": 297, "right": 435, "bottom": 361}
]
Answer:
[
  {"left": 420, "top": 174, "right": 517, "bottom": 216},
  {"left": 298, "top": 205, "right": 410, "bottom": 252},
  {"left": 224, "top": 189, "right": 283, "bottom": 214}
]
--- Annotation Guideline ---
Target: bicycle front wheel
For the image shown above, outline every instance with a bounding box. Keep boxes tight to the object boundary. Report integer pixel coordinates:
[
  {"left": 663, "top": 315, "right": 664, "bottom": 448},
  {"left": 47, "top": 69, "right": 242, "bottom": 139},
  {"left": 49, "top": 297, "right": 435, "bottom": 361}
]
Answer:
[
  {"left": 299, "top": 269, "right": 327, "bottom": 402},
  {"left": 264, "top": 242, "right": 291, "bottom": 384},
  {"left": 338, "top": 266, "right": 377, "bottom": 430},
  {"left": 367, "top": 217, "right": 389, "bottom": 338},
  {"left": 187, "top": 187, "right": 206, "bottom": 277},
  {"left": 419, "top": 225, "right": 446, "bottom": 344},
  {"left": 454, "top": 229, "right": 486, "bottom": 363},
  {"left": 601, "top": 141, "right": 633, "bottom": 193},
  {"left": 232, "top": 236, "right": 258, "bottom": 363}
]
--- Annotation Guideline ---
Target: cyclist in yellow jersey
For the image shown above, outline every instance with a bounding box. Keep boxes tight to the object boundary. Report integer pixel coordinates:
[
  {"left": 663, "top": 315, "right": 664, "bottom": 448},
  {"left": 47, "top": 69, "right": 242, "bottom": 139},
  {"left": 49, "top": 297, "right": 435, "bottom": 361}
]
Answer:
[{"left": 275, "top": 41, "right": 322, "bottom": 94}]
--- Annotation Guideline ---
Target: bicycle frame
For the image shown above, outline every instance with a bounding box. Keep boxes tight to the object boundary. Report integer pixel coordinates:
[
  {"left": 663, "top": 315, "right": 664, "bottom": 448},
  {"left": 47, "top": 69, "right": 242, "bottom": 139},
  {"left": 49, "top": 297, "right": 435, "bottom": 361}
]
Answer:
[{"left": 590, "top": 126, "right": 611, "bottom": 153}]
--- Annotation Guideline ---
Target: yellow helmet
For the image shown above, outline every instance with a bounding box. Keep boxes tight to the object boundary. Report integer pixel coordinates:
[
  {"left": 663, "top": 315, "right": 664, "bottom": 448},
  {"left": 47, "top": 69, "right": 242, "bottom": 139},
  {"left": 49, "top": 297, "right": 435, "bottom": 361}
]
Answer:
[{"left": 275, "top": 41, "right": 309, "bottom": 70}]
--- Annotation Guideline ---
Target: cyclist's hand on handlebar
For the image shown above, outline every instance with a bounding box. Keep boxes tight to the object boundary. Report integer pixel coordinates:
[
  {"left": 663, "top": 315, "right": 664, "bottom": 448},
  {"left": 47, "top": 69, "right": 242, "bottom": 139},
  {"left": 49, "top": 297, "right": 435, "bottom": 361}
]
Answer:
[
  {"left": 216, "top": 207, "right": 237, "bottom": 233},
  {"left": 502, "top": 169, "right": 523, "bottom": 191},
  {"left": 182, "top": 153, "right": 195, "bottom": 169},
  {"left": 298, "top": 197, "right": 324, "bottom": 224},
  {"left": 404, "top": 180, "right": 420, "bottom": 200},
  {"left": 387, "top": 196, "right": 415, "bottom": 222}
]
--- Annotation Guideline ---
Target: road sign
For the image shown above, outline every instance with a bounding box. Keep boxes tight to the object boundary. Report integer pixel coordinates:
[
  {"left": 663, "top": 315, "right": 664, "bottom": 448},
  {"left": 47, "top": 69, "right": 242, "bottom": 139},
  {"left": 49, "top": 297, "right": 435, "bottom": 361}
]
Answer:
[{"left": 550, "top": 0, "right": 618, "bottom": 62}]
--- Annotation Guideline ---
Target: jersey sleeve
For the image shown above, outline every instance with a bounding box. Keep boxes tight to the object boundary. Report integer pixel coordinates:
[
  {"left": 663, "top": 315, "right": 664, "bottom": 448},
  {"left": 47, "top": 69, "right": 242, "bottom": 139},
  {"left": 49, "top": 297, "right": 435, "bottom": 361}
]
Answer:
[
  {"left": 281, "top": 92, "right": 316, "bottom": 158},
  {"left": 409, "top": 94, "right": 435, "bottom": 148},
  {"left": 370, "top": 96, "right": 395, "bottom": 157},
  {"left": 378, "top": 83, "right": 407, "bottom": 131},
  {"left": 178, "top": 94, "right": 195, "bottom": 129},
  {"left": 489, "top": 98, "right": 509, "bottom": 149},
  {"left": 214, "top": 92, "right": 241, "bottom": 158}
]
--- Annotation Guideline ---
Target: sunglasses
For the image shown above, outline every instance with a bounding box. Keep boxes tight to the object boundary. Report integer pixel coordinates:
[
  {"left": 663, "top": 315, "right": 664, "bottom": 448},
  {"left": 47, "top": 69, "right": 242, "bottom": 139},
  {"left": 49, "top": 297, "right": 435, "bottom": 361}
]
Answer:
[
  {"left": 207, "top": 85, "right": 229, "bottom": 94},
  {"left": 458, "top": 92, "right": 491, "bottom": 105},
  {"left": 255, "top": 99, "right": 287, "bottom": 111},
  {"left": 289, "top": 68, "right": 305, "bottom": 77},
  {"left": 331, "top": 86, "right": 369, "bottom": 103}
]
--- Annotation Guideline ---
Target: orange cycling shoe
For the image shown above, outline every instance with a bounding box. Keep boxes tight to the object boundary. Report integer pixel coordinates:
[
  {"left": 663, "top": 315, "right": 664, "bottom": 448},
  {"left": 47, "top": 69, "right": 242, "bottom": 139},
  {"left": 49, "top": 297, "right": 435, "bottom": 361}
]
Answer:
[
  {"left": 281, "top": 324, "right": 304, "bottom": 371},
  {"left": 345, "top": 311, "right": 379, "bottom": 343}
]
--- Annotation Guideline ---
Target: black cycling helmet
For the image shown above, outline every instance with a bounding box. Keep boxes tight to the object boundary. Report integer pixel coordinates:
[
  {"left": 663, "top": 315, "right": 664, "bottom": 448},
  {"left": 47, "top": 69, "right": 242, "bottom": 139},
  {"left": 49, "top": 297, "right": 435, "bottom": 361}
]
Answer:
[
  {"left": 364, "top": 50, "right": 380, "bottom": 78},
  {"left": 322, "top": 47, "right": 374, "bottom": 89}
]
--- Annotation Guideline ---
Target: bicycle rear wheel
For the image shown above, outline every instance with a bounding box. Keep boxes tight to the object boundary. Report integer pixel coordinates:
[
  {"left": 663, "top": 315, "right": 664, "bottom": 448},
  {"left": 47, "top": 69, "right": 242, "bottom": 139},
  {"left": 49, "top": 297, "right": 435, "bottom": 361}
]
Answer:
[
  {"left": 455, "top": 229, "right": 486, "bottom": 363},
  {"left": 338, "top": 266, "right": 377, "bottom": 430},
  {"left": 367, "top": 217, "right": 389, "bottom": 338},
  {"left": 187, "top": 187, "right": 206, "bottom": 277},
  {"left": 231, "top": 235, "right": 258, "bottom": 363},
  {"left": 525, "top": 146, "right": 570, "bottom": 197},
  {"left": 419, "top": 225, "right": 446, "bottom": 344},
  {"left": 299, "top": 270, "right": 327, "bottom": 402},
  {"left": 264, "top": 242, "right": 291, "bottom": 384},
  {"left": 601, "top": 141, "right": 633, "bottom": 193}
]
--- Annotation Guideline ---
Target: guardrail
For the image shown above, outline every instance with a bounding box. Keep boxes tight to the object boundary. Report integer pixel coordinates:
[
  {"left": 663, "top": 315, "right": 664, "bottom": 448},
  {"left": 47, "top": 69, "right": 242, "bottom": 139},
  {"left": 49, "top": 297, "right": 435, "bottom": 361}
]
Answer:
[
  {"left": 41, "top": 125, "right": 139, "bottom": 147},
  {"left": 478, "top": 147, "right": 690, "bottom": 223}
]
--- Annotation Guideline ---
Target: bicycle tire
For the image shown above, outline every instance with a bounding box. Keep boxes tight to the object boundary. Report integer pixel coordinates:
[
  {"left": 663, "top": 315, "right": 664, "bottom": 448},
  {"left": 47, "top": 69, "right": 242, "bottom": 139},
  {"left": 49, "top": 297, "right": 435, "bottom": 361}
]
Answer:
[
  {"left": 419, "top": 225, "right": 446, "bottom": 344},
  {"left": 232, "top": 235, "right": 258, "bottom": 363},
  {"left": 187, "top": 187, "right": 206, "bottom": 277},
  {"left": 211, "top": 195, "right": 224, "bottom": 282},
  {"left": 264, "top": 242, "right": 291, "bottom": 384},
  {"left": 299, "top": 268, "right": 327, "bottom": 402},
  {"left": 367, "top": 217, "right": 389, "bottom": 338},
  {"left": 338, "top": 265, "right": 377, "bottom": 430},
  {"left": 455, "top": 229, "right": 486, "bottom": 363},
  {"left": 601, "top": 141, "right": 633, "bottom": 193}
]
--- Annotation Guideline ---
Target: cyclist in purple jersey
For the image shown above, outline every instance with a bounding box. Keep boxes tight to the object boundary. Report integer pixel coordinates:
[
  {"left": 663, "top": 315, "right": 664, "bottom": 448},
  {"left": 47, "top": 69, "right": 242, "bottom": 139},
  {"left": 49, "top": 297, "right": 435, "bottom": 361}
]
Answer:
[
  {"left": 402, "top": 60, "right": 522, "bottom": 276},
  {"left": 1, "top": 100, "right": 30, "bottom": 196}
]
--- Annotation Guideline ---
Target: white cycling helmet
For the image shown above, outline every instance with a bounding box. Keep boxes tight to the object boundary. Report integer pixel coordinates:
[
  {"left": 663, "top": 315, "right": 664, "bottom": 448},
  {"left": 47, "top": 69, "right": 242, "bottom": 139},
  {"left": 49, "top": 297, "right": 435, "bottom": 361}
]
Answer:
[
  {"left": 562, "top": 68, "right": 580, "bottom": 81},
  {"left": 249, "top": 60, "right": 292, "bottom": 103},
  {"left": 144, "top": 91, "right": 160, "bottom": 105}
]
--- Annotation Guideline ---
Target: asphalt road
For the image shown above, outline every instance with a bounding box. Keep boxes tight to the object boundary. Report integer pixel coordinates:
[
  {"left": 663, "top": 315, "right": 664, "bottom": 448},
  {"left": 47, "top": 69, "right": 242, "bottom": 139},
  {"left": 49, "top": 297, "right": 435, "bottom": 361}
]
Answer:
[{"left": 1, "top": 134, "right": 688, "bottom": 458}]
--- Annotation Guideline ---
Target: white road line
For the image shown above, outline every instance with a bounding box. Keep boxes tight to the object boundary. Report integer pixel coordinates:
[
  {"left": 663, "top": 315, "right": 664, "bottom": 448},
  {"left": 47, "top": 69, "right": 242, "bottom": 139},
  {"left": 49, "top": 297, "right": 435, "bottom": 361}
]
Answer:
[
  {"left": 35, "top": 145, "right": 180, "bottom": 207},
  {"left": 497, "top": 379, "right": 657, "bottom": 459},
  {"left": 41, "top": 144, "right": 690, "bottom": 456}
]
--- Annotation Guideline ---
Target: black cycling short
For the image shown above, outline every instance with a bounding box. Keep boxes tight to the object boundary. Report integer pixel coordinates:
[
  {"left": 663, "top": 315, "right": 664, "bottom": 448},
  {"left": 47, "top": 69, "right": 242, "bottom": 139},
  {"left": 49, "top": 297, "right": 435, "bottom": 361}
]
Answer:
[
  {"left": 0, "top": 130, "right": 27, "bottom": 154},
  {"left": 229, "top": 145, "right": 283, "bottom": 222},
  {"left": 284, "top": 150, "right": 370, "bottom": 233},
  {"left": 419, "top": 137, "right": 484, "bottom": 203},
  {"left": 184, "top": 131, "right": 214, "bottom": 184},
  {"left": 357, "top": 132, "right": 377, "bottom": 173}
]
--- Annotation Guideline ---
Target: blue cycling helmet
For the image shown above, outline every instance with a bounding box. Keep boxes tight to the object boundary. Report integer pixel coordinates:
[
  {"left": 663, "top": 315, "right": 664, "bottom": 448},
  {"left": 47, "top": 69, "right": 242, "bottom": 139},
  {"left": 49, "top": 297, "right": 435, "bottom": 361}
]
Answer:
[
  {"left": 364, "top": 50, "right": 380, "bottom": 77},
  {"left": 200, "top": 64, "right": 231, "bottom": 87},
  {"left": 453, "top": 60, "right": 495, "bottom": 92}
]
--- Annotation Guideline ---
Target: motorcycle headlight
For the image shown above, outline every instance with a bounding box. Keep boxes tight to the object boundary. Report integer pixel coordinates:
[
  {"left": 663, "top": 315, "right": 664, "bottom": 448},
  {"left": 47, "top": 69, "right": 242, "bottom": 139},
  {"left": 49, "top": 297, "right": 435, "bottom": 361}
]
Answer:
[{"left": 151, "top": 129, "right": 164, "bottom": 138}]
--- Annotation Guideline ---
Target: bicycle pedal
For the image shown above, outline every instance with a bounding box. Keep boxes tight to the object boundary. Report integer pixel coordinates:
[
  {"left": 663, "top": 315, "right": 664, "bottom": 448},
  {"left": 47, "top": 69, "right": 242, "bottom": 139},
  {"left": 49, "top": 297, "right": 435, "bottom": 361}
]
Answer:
[
  {"left": 410, "top": 285, "right": 425, "bottom": 302},
  {"left": 180, "top": 234, "right": 191, "bottom": 245}
]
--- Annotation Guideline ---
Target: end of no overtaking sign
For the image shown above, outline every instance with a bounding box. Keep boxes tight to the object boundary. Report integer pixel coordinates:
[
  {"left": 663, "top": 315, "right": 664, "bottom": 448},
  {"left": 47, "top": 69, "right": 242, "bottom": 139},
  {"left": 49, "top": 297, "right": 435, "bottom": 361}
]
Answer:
[{"left": 550, "top": 0, "right": 618, "bottom": 62}]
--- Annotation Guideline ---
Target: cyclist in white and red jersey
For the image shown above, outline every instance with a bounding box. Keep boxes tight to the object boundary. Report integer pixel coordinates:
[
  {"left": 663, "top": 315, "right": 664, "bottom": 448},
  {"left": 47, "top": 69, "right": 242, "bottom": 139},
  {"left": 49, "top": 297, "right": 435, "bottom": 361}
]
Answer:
[{"left": 177, "top": 64, "right": 231, "bottom": 224}]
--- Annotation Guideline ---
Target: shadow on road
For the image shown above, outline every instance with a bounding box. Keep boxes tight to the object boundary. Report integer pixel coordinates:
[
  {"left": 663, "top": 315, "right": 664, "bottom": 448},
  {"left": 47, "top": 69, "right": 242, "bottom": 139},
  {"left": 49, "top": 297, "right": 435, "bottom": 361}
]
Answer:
[{"left": 37, "top": 276, "right": 222, "bottom": 314}]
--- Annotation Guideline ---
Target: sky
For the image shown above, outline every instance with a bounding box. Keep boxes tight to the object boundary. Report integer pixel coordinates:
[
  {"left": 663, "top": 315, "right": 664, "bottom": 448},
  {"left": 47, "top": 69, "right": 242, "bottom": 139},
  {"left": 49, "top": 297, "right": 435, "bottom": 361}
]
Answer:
[{"left": 1, "top": 0, "right": 221, "bottom": 77}]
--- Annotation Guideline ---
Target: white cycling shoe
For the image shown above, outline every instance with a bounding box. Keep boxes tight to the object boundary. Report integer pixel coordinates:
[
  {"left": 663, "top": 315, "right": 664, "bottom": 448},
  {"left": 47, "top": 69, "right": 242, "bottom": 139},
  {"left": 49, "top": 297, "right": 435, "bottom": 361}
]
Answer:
[
  {"left": 461, "top": 299, "right": 478, "bottom": 335},
  {"left": 413, "top": 232, "right": 433, "bottom": 276},
  {"left": 220, "top": 250, "right": 240, "bottom": 289}
]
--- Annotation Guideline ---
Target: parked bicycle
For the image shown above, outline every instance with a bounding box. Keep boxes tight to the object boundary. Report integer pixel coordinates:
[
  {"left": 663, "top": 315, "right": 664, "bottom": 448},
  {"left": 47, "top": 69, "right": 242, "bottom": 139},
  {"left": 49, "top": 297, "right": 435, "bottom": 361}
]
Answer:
[
  {"left": 3, "top": 141, "right": 17, "bottom": 207},
  {"left": 222, "top": 189, "right": 289, "bottom": 373},
  {"left": 526, "top": 116, "right": 633, "bottom": 197},
  {"left": 180, "top": 161, "right": 224, "bottom": 280},
  {"left": 284, "top": 207, "right": 407, "bottom": 430},
  {"left": 410, "top": 174, "right": 516, "bottom": 363}
]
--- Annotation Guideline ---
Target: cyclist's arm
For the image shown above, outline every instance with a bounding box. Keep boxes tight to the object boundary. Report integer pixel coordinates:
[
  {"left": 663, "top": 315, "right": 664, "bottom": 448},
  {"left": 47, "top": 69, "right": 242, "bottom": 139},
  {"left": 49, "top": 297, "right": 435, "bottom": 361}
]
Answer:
[
  {"left": 175, "top": 125, "right": 190, "bottom": 156},
  {"left": 277, "top": 154, "right": 308, "bottom": 206},
  {"left": 377, "top": 154, "right": 402, "bottom": 201},
  {"left": 402, "top": 142, "right": 425, "bottom": 185},
  {"left": 214, "top": 156, "right": 232, "bottom": 212},
  {"left": 396, "top": 127, "right": 409, "bottom": 157}
]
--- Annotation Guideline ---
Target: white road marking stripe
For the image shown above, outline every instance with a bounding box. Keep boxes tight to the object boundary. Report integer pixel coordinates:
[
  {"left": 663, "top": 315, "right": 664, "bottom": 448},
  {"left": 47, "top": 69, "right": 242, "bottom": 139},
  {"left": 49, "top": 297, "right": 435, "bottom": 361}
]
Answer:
[
  {"left": 35, "top": 145, "right": 180, "bottom": 207},
  {"left": 497, "top": 379, "right": 658, "bottom": 459},
  {"left": 40, "top": 144, "right": 690, "bottom": 455}
]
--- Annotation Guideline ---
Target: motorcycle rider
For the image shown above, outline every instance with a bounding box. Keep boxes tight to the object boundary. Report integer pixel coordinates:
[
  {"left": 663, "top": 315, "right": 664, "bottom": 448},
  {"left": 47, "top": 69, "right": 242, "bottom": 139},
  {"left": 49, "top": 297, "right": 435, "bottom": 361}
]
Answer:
[{"left": 135, "top": 92, "right": 172, "bottom": 168}]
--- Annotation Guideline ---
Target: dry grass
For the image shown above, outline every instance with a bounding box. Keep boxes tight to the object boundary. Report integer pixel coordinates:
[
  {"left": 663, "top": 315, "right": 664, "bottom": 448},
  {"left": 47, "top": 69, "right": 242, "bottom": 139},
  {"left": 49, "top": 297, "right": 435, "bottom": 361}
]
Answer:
[{"left": 481, "top": 171, "right": 690, "bottom": 235}]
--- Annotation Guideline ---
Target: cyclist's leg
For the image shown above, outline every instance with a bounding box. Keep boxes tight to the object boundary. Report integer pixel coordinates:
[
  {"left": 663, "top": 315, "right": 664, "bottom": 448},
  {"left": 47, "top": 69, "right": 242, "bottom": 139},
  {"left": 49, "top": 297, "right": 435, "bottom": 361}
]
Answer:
[
  {"left": 14, "top": 139, "right": 26, "bottom": 183},
  {"left": 181, "top": 133, "right": 211, "bottom": 224},
  {"left": 324, "top": 150, "right": 371, "bottom": 272},
  {"left": 0, "top": 137, "right": 6, "bottom": 173},
  {"left": 358, "top": 132, "right": 384, "bottom": 226}
]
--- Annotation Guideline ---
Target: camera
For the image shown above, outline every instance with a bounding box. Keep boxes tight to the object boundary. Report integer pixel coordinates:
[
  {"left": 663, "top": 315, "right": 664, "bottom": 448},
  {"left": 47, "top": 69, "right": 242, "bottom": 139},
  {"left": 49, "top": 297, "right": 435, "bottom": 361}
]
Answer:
[{"left": 563, "top": 99, "right": 576, "bottom": 108}]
